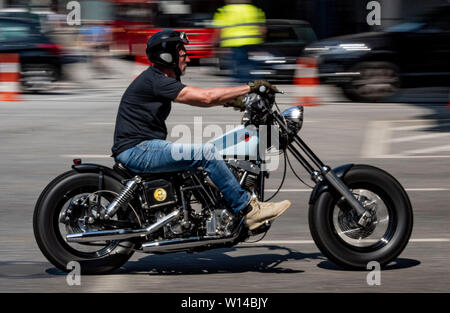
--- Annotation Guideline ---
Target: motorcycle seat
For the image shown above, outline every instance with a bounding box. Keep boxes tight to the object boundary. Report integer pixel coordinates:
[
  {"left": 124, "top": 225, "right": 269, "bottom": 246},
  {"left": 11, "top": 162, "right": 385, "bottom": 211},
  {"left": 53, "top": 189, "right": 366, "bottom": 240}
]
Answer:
[
  {"left": 113, "top": 162, "right": 162, "bottom": 179},
  {"left": 113, "top": 162, "right": 174, "bottom": 180}
]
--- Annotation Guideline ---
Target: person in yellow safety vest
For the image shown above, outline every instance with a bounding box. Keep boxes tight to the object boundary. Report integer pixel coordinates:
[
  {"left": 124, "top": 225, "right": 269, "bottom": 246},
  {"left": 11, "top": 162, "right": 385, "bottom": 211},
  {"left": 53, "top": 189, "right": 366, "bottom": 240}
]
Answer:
[{"left": 213, "top": 0, "right": 266, "bottom": 83}]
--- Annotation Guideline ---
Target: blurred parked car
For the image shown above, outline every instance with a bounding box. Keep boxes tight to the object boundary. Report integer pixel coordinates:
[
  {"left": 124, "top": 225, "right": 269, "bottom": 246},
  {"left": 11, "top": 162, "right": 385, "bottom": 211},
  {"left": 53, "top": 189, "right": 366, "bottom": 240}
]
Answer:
[
  {"left": 303, "top": 4, "right": 450, "bottom": 102},
  {"left": 0, "top": 8, "right": 56, "bottom": 33},
  {"left": 0, "top": 16, "right": 64, "bottom": 92},
  {"left": 216, "top": 19, "right": 317, "bottom": 83}
]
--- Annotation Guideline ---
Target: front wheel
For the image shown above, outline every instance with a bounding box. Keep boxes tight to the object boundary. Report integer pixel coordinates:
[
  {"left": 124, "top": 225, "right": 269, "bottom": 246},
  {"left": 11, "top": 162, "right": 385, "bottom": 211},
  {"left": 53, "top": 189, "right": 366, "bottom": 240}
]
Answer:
[{"left": 309, "top": 165, "right": 413, "bottom": 269}]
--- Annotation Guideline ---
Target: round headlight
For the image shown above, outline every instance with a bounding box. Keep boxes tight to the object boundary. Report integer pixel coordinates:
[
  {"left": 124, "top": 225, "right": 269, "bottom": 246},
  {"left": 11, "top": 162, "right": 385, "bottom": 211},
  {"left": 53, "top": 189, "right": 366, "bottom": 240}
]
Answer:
[{"left": 281, "top": 105, "right": 304, "bottom": 135}]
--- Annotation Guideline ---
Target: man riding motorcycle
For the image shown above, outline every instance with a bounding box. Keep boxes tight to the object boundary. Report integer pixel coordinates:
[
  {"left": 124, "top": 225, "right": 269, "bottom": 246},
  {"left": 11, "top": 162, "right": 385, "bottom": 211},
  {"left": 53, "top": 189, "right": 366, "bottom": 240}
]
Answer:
[{"left": 112, "top": 29, "right": 291, "bottom": 231}]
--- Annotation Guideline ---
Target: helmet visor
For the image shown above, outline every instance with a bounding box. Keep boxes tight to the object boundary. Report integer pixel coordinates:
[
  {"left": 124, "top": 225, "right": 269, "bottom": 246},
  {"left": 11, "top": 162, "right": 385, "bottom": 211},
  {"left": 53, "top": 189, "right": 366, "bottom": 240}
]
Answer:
[{"left": 179, "top": 32, "right": 189, "bottom": 44}]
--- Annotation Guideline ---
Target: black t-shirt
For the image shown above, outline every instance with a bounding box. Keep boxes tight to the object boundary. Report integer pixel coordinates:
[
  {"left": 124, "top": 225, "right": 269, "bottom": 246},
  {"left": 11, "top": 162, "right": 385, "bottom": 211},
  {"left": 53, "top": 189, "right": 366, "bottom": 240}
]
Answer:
[{"left": 112, "top": 66, "right": 185, "bottom": 157}]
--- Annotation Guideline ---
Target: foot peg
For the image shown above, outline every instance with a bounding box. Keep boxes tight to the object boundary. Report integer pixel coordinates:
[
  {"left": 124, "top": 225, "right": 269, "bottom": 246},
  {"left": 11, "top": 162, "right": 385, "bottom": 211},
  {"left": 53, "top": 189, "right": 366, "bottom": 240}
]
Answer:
[{"left": 248, "top": 221, "right": 271, "bottom": 236}]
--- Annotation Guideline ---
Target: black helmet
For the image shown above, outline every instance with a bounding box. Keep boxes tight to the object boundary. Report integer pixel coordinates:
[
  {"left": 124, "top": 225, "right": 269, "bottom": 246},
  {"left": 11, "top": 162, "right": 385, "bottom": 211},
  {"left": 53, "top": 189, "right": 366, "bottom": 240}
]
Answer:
[{"left": 146, "top": 29, "right": 189, "bottom": 72}]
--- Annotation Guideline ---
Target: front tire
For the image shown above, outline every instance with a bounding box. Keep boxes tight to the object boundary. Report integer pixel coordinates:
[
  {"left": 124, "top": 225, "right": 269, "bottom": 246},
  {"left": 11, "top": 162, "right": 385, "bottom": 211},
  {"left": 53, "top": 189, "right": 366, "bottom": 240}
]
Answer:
[
  {"left": 309, "top": 165, "right": 413, "bottom": 269},
  {"left": 33, "top": 171, "right": 136, "bottom": 274}
]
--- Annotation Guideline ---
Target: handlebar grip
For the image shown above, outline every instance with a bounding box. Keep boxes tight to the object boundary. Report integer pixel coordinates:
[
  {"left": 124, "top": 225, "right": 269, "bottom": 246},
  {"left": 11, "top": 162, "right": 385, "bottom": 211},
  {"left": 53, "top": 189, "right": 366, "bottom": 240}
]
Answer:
[{"left": 259, "top": 85, "right": 283, "bottom": 94}]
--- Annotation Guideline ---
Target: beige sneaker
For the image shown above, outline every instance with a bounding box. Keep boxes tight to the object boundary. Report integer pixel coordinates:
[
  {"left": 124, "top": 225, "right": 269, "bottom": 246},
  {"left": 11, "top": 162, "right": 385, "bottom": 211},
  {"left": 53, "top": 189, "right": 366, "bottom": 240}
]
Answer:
[{"left": 244, "top": 196, "right": 291, "bottom": 230}]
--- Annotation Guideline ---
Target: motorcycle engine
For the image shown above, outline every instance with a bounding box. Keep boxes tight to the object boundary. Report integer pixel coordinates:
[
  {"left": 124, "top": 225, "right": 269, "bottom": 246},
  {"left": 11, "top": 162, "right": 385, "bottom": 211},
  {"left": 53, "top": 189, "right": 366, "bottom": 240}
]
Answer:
[
  {"left": 152, "top": 172, "right": 238, "bottom": 239},
  {"left": 206, "top": 209, "right": 235, "bottom": 237},
  {"left": 157, "top": 206, "right": 235, "bottom": 238}
]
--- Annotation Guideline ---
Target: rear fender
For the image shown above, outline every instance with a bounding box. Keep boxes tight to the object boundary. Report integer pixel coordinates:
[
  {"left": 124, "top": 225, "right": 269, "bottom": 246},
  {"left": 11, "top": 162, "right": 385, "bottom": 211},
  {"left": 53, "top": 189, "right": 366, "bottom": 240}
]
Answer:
[
  {"left": 72, "top": 163, "right": 125, "bottom": 183},
  {"left": 309, "top": 164, "right": 354, "bottom": 205}
]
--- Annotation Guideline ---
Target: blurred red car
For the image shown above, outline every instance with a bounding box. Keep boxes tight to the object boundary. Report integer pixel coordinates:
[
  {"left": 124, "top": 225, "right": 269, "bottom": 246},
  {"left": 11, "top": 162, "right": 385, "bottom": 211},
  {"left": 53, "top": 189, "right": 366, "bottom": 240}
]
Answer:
[{"left": 110, "top": 1, "right": 214, "bottom": 64}]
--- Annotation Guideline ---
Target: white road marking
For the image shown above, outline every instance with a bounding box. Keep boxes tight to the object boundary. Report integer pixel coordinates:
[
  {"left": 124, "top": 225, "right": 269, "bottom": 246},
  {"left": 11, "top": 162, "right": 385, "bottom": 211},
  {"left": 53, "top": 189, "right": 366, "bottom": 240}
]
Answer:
[
  {"left": 25, "top": 91, "right": 118, "bottom": 101},
  {"left": 403, "top": 144, "right": 450, "bottom": 155},
  {"left": 386, "top": 119, "right": 450, "bottom": 123},
  {"left": 242, "top": 238, "right": 450, "bottom": 245},
  {"left": 60, "top": 154, "right": 111, "bottom": 158},
  {"left": 371, "top": 154, "right": 450, "bottom": 159},
  {"left": 410, "top": 239, "right": 450, "bottom": 243},
  {"left": 391, "top": 121, "right": 450, "bottom": 131},
  {"left": 362, "top": 119, "right": 450, "bottom": 158},
  {"left": 85, "top": 122, "right": 114, "bottom": 126},
  {"left": 361, "top": 121, "right": 392, "bottom": 158},
  {"left": 389, "top": 133, "right": 450, "bottom": 143},
  {"left": 243, "top": 240, "right": 315, "bottom": 245},
  {"left": 405, "top": 188, "right": 450, "bottom": 191}
]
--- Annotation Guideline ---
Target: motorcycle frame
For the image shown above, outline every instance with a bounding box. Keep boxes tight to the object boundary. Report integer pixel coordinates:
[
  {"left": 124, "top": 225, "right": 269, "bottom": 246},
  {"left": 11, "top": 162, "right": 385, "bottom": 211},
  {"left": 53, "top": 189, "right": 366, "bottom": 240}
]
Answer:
[{"left": 263, "top": 111, "right": 368, "bottom": 218}]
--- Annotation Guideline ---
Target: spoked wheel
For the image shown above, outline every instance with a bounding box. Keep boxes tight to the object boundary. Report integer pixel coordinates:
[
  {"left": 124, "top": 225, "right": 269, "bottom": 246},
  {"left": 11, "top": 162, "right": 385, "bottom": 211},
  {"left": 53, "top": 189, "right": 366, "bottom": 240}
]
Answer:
[
  {"left": 33, "top": 171, "right": 139, "bottom": 274},
  {"left": 309, "top": 165, "right": 413, "bottom": 269},
  {"left": 57, "top": 190, "right": 138, "bottom": 258}
]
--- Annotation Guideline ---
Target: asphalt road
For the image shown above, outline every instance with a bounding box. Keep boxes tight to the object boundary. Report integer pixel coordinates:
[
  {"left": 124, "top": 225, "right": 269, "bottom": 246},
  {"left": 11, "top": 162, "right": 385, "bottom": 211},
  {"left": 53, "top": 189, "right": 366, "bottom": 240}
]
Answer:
[{"left": 0, "top": 61, "right": 449, "bottom": 292}]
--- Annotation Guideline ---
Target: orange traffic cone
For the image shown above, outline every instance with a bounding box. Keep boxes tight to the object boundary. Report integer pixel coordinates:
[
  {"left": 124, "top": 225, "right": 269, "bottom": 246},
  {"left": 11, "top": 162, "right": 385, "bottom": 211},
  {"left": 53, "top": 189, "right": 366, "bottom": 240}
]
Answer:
[
  {"left": 293, "top": 57, "right": 319, "bottom": 106},
  {"left": 0, "top": 54, "right": 21, "bottom": 101}
]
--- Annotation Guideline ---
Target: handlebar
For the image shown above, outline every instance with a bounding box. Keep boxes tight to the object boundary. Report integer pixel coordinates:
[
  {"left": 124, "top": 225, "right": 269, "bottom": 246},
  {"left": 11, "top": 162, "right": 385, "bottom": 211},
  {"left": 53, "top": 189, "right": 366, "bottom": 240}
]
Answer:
[{"left": 257, "top": 85, "right": 283, "bottom": 95}]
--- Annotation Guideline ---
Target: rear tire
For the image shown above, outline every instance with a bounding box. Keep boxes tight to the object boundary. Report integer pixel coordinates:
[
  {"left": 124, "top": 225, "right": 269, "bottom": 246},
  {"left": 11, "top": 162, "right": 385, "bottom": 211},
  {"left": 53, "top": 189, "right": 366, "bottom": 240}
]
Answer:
[
  {"left": 33, "top": 171, "right": 135, "bottom": 274},
  {"left": 309, "top": 165, "right": 413, "bottom": 269}
]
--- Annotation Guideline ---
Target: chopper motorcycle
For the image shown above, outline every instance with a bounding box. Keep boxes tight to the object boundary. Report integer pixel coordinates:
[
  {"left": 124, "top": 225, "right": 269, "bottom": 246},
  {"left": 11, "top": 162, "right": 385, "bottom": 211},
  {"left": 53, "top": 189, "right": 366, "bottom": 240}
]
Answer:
[{"left": 33, "top": 86, "right": 413, "bottom": 274}]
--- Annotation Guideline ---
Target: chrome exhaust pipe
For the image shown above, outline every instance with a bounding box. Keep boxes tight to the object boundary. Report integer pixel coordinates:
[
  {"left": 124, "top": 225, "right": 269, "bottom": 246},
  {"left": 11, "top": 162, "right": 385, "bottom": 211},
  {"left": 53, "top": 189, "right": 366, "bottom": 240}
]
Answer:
[
  {"left": 66, "top": 210, "right": 180, "bottom": 243},
  {"left": 142, "top": 233, "right": 240, "bottom": 253}
]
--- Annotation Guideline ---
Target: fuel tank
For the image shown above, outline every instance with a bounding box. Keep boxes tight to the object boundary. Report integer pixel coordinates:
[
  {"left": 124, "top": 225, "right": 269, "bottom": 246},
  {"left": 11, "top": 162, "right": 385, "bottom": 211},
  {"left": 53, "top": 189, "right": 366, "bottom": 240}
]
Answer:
[{"left": 209, "top": 125, "right": 259, "bottom": 159}]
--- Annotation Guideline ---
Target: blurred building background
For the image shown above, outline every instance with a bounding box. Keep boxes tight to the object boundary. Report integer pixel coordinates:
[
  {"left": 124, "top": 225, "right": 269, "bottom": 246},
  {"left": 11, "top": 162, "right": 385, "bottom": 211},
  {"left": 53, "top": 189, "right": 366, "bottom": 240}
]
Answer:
[
  {"left": 1, "top": 0, "right": 447, "bottom": 98},
  {"left": 1, "top": 0, "right": 449, "bottom": 38}
]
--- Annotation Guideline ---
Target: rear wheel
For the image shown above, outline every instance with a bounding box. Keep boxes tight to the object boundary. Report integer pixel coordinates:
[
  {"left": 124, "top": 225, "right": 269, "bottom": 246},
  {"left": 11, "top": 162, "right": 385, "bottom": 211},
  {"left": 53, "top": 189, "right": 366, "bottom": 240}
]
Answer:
[
  {"left": 309, "top": 165, "right": 413, "bottom": 269},
  {"left": 33, "top": 171, "right": 138, "bottom": 274}
]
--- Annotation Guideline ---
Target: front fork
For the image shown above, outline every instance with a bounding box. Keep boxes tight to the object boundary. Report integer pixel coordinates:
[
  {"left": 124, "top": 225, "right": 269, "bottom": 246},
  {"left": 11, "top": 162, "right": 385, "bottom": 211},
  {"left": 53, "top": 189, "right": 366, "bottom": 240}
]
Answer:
[
  {"left": 311, "top": 166, "right": 372, "bottom": 227},
  {"left": 272, "top": 112, "right": 372, "bottom": 227}
]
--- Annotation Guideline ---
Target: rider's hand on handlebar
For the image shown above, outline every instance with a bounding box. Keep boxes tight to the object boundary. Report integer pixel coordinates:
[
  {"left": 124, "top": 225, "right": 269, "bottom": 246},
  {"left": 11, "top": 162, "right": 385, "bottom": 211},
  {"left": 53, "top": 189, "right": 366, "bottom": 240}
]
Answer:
[
  {"left": 223, "top": 95, "right": 246, "bottom": 111},
  {"left": 248, "top": 80, "right": 280, "bottom": 94}
]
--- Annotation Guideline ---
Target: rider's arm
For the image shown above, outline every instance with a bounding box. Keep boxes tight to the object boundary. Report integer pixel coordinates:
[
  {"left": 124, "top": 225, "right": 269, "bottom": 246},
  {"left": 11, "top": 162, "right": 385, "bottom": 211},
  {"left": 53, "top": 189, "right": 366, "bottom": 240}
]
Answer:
[{"left": 174, "top": 85, "right": 251, "bottom": 107}]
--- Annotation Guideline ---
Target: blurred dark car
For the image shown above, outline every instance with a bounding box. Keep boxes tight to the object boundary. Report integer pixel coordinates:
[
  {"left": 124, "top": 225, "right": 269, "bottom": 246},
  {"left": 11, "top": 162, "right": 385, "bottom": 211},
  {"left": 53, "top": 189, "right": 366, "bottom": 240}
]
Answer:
[
  {"left": 0, "top": 16, "right": 63, "bottom": 92},
  {"left": 303, "top": 5, "right": 450, "bottom": 102},
  {"left": 216, "top": 19, "right": 317, "bottom": 83}
]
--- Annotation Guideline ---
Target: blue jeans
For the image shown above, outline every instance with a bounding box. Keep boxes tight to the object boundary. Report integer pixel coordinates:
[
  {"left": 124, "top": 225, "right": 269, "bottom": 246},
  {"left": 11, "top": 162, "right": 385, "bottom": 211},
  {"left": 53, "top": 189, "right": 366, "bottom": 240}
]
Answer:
[{"left": 116, "top": 140, "right": 251, "bottom": 213}]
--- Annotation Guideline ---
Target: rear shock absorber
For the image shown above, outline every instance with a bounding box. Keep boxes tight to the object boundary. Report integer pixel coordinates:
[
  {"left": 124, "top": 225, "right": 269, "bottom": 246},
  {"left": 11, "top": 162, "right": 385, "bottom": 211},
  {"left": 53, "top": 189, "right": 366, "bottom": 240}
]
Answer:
[{"left": 105, "top": 176, "right": 142, "bottom": 219}]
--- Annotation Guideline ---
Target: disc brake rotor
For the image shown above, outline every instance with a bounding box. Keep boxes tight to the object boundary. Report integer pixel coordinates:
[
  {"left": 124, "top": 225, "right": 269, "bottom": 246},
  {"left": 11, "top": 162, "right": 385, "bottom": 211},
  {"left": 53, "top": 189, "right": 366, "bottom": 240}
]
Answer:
[{"left": 333, "top": 189, "right": 390, "bottom": 248}]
